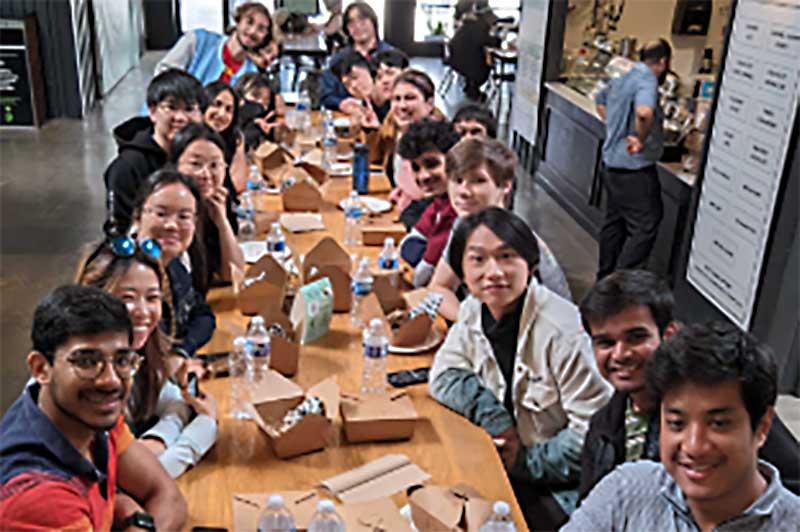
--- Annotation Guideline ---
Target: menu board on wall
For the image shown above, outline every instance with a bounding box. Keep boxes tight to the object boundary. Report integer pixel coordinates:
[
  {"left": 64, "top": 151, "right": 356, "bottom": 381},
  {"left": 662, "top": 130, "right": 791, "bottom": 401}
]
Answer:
[
  {"left": 510, "top": 0, "right": 550, "bottom": 144},
  {"left": 687, "top": 0, "right": 800, "bottom": 330}
]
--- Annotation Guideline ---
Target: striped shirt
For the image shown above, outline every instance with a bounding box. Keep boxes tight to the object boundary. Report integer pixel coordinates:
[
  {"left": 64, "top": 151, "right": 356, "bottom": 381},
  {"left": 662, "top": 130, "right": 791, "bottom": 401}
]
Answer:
[{"left": 564, "top": 460, "right": 800, "bottom": 531}]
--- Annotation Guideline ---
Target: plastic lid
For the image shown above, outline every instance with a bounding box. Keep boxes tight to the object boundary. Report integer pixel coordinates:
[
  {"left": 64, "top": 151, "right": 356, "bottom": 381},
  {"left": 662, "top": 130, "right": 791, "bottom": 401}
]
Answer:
[
  {"left": 271, "top": 222, "right": 281, "bottom": 230},
  {"left": 251, "top": 316, "right": 265, "bottom": 325},
  {"left": 266, "top": 494, "right": 284, "bottom": 509},
  {"left": 492, "top": 501, "right": 510, "bottom": 515},
  {"left": 383, "top": 237, "right": 395, "bottom": 246},
  {"left": 317, "top": 499, "right": 335, "bottom": 512},
  {"left": 233, "top": 336, "right": 247, "bottom": 348},
  {"left": 368, "top": 318, "right": 383, "bottom": 329},
  {"left": 359, "top": 257, "right": 369, "bottom": 266},
  {"left": 349, "top": 190, "right": 359, "bottom": 198}
]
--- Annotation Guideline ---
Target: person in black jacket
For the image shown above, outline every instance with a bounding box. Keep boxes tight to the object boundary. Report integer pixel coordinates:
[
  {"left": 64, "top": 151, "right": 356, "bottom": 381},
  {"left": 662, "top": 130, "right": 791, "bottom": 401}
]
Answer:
[
  {"left": 103, "top": 69, "right": 206, "bottom": 234},
  {"left": 577, "top": 270, "right": 800, "bottom": 500}
]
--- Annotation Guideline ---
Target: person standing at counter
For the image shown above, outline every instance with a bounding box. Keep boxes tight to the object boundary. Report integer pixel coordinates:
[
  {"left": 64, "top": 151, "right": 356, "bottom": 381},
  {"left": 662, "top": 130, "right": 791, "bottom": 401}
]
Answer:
[{"left": 594, "top": 39, "right": 671, "bottom": 280}]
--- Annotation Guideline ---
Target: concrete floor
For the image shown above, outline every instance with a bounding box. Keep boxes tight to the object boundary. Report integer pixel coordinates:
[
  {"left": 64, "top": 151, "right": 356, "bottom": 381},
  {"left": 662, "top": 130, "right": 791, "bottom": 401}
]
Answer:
[{"left": 0, "top": 52, "right": 597, "bottom": 414}]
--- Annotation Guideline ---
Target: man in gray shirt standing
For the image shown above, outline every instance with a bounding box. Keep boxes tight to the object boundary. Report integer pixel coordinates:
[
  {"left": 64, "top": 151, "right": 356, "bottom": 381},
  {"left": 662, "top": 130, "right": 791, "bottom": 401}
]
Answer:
[
  {"left": 563, "top": 321, "right": 800, "bottom": 531},
  {"left": 595, "top": 40, "right": 671, "bottom": 280}
]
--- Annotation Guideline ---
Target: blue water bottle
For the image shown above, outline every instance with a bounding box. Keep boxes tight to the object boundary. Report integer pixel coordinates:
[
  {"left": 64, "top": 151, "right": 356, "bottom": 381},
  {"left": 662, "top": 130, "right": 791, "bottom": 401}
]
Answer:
[{"left": 352, "top": 142, "right": 369, "bottom": 194}]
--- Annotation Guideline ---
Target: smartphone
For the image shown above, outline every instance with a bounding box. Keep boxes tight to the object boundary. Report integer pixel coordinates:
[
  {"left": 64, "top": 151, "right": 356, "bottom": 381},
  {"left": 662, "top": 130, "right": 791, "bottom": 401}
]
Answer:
[
  {"left": 191, "top": 527, "right": 227, "bottom": 532},
  {"left": 187, "top": 372, "right": 199, "bottom": 397},
  {"left": 387, "top": 367, "right": 430, "bottom": 388}
]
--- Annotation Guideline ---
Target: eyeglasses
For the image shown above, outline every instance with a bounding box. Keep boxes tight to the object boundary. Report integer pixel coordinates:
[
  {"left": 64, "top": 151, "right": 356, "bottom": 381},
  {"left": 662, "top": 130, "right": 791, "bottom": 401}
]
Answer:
[
  {"left": 142, "top": 207, "right": 197, "bottom": 227},
  {"left": 157, "top": 102, "right": 202, "bottom": 116},
  {"left": 182, "top": 159, "right": 227, "bottom": 176},
  {"left": 65, "top": 348, "right": 142, "bottom": 380}
]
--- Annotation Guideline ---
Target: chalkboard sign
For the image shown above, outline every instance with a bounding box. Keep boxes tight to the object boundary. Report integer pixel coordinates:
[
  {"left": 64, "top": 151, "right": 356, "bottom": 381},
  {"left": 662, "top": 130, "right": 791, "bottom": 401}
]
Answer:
[{"left": 0, "top": 18, "right": 42, "bottom": 128}]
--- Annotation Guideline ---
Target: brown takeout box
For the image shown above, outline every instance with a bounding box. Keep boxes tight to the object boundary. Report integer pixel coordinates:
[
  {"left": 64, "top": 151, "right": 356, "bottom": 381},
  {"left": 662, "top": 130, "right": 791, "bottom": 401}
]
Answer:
[
  {"left": 408, "top": 484, "right": 493, "bottom": 532},
  {"left": 282, "top": 173, "right": 323, "bottom": 212},
  {"left": 262, "top": 307, "right": 300, "bottom": 377},
  {"left": 355, "top": 290, "right": 434, "bottom": 348},
  {"left": 233, "top": 255, "right": 287, "bottom": 316},
  {"left": 338, "top": 497, "right": 412, "bottom": 532},
  {"left": 340, "top": 391, "right": 418, "bottom": 443},
  {"left": 303, "top": 237, "right": 353, "bottom": 312},
  {"left": 254, "top": 141, "right": 293, "bottom": 185},
  {"left": 361, "top": 222, "right": 407, "bottom": 246},
  {"left": 249, "top": 372, "right": 340, "bottom": 459}
]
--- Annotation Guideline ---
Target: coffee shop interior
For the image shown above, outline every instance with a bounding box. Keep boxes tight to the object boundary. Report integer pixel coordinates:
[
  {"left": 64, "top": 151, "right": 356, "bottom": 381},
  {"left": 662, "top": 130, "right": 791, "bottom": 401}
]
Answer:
[{"left": 1, "top": 0, "right": 799, "bottom": 530}]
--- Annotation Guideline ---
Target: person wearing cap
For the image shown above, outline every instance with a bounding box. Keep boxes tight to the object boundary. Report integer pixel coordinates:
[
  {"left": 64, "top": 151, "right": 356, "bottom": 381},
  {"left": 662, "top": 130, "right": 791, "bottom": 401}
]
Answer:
[
  {"left": 594, "top": 39, "right": 672, "bottom": 280},
  {"left": 156, "top": 2, "right": 274, "bottom": 86},
  {"left": 319, "top": 2, "right": 396, "bottom": 111}
]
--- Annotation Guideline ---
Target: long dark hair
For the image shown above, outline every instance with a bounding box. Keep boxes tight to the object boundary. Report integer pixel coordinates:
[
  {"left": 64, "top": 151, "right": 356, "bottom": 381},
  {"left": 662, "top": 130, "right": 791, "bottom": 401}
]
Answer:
[
  {"left": 343, "top": 2, "right": 379, "bottom": 42},
  {"left": 448, "top": 207, "right": 540, "bottom": 280},
  {"left": 169, "top": 122, "right": 227, "bottom": 164},
  {"left": 203, "top": 82, "right": 241, "bottom": 164},
  {"left": 134, "top": 168, "right": 209, "bottom": 295},
  {"left": 75, "top": 241, "right": 174, "bottom": 425}
]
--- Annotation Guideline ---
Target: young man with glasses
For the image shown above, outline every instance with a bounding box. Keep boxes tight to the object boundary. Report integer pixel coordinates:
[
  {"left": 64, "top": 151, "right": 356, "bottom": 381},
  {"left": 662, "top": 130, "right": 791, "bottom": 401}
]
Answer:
[
  {"left": 565, "top": 322, "right": 800, "bottom": 530},
  {"left": 0, "top": 285, "right": 186, "bottom": 531},
  {"left": 103, "top": 68, "right": 206, "bottom": 235}
]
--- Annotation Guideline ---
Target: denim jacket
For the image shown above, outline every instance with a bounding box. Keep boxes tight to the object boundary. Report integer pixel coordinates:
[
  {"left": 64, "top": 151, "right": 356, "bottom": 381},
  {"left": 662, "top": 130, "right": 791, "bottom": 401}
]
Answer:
[{"left": 429, "top": 279, "right": 612, "bottom": 512}]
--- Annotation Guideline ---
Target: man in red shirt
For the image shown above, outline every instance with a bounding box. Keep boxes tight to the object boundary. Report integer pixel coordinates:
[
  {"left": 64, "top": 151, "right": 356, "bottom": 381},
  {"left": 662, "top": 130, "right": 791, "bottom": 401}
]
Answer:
[{"left": 0, "top": 285, "right": 186, "bottom": 531}]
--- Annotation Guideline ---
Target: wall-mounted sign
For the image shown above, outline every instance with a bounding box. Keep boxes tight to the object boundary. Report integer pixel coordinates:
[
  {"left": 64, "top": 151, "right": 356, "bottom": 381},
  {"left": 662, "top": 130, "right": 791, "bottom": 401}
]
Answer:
[
  {"left": 687, "top": 0, "right": 800, "bottom": 330},
  {"left": 0, "top": 18, "right": 43, "bottom": 128},
  {"left": 510, "top": 0, "right": 550, "bottom": 145}
]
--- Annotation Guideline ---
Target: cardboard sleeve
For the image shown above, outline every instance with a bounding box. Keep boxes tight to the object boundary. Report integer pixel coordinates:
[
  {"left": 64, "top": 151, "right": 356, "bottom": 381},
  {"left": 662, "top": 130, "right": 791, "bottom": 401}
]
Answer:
[{"left": 320, "top": 453, "right": 430, "bottom": 503}]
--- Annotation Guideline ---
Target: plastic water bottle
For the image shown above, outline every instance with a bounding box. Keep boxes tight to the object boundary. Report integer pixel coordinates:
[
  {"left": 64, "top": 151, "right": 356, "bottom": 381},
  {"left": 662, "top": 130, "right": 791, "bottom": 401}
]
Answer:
[
  {"left": 307, "top": 500, "right": 345, "bottom": 532},
  {"left": 350, "top": 258, "right": 373, "bottom": 327},
  {"left": 479, "top": 501, "right": 516, "bottom": 532},
  {"left": 323, "top": 109, "right": 335, "bottom": 137},
  {"left": 238, "top": 191, "right": 256, "bottom": 241},
  {"left": 343, "top": 191, "right": 363, "bottom": 246},
  {"left": 378, "top": 237, "right": 399, "bottom": 286},
  {"left": 229, "top": 337, "right": 254, "bottom": 419},
  {"left": 296, "top": 89, "right": 312, "bottom": 131},
  {"left": 361, "top": 318, "right": 388, "bottom": 394},
  {"left": 246, "top": 316, "right": 271, "bottom": 380},
  {"left": 258, "top": 494, "right": 296, "bottom": 532},
  {"left": 322, "top": 135, "right": 337, "bottom": 173},
  {"left": 266, "top": 222, "right": 287, "bottom": 257},
  {"left": 247, "top": 164, "right": 263, "bottom": 192}
]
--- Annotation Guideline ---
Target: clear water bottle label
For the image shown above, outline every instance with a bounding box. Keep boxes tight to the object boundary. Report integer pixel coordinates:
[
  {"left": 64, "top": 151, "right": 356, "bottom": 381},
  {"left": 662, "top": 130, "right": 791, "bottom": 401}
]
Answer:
[
  {"left": 345, "top": 206, "right": 363, "bottom": 219},
  {"left": 363, "top": 342, "right": 386, "bottom": 359},
  {"left": 378, "top": 257, "right": 398, "bottom": 270},
  {"left": 246, "top": 180, "right": 260, "bottom": 191},
  {"left": 267, "top": 240, "right": 286, "bottom": 253},
  {"left": 248, "top": 339, "right": 270, "bottom": 358},
  {"left": 352, "top": 280, "right": 372, "bottom": 295}
]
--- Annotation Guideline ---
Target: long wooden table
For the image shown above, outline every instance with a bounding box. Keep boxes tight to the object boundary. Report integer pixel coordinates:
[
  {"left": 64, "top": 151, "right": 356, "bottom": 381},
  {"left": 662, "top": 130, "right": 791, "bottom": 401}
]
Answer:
[{"left": 176, "top": 174, "right": 528, "bottom": 530}]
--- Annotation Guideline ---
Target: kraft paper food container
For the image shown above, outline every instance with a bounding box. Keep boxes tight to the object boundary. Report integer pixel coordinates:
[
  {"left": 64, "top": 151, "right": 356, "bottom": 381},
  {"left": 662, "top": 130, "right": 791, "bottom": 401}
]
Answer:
[
  {"left": 254, "top": 377, "right": 341, "bottom": 459},
  {"left": 408, "top": 484, "right": 492, "bottom": 532},
  {"left": 303, "top": 237, "right": 353, "bottom": 312},
  {"left": 337, "top": 497, "right": 412, "bottom": 531},
  {"left": 372, "top": 274, "right": 406, "bottom": 314},
  {"left": 282, "top": 178, "right": 323, "bottom": 212},
  {"left": 262, "top": 307, "right": 299, "bottom": 377},
  {"left": 233, "top": 255, "right": 287, "bottom": 316},
  {"left": 254, "top": 140, "right": 293, "bottom": 185},
  {"left": 321, "top": 453, "right": 431, "bottom": 503},
  {"left": 361, "top": 222, "right": 407, "bottom": 246},
  {"left": 340, "top": 391, "right": 418, "bottom": 443}
]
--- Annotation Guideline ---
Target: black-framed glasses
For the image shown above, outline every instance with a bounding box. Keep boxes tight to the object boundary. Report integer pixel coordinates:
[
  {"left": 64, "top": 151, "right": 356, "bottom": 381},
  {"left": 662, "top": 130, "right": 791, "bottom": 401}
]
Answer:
[{"left": 65, "top": 348, "right": 142, "bottom": 380}]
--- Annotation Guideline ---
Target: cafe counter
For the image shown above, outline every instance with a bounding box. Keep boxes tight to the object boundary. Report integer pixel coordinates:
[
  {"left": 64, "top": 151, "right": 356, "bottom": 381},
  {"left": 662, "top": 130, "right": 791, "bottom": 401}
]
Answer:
[{"left": 535, "top": 81, "right": 696, "bottom": 283}]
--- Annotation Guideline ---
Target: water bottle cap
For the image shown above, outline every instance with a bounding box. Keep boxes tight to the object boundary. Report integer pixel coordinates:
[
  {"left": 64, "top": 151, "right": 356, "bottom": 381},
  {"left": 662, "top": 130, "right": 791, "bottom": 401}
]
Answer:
[
  {"left": 271, "top": 222, "right": 281, "bottom": 230},
  {"left": 359, "top": 257, "right": 369, "bottom": 267},
  {"left": 368, "top": 318, "right": 383, "bottom": 329},
  {"left": 492, "top": 501, "right": 510, "bottom": 515},
  {"left": 349, "top": 190, "right": 359, "bottom": 198},
  {"left": 233, "top": 336, "right": 247, "bottom": 348},
  {"left": 266, "top": 494, "right": 284, "bottom": 508},
  {"left": 317, "top": 499, "right": 335, "bottom": 512},
  {"left": 251, "top": 316, "right": 265, "bottom": 325},
  {"left": 383, "top": 237, "right": 394, "bottom": 247}
]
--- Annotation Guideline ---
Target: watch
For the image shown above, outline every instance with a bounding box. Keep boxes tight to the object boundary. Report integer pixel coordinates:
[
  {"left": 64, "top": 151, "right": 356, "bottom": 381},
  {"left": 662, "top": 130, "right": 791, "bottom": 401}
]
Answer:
[{"left": 120, "top": 511, "right": 156, "bottom": 531}]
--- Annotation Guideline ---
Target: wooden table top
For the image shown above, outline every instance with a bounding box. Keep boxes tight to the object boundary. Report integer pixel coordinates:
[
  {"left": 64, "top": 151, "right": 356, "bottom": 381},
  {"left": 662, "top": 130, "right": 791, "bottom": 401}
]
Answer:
[{"left": 176, "top": 173, "right": 528, "bottom": 531}]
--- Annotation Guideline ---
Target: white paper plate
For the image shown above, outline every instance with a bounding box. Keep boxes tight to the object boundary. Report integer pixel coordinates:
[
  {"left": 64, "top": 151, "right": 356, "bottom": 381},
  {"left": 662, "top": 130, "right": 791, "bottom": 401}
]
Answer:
[
  {"left": 338, "top": 196, "right": 392, "bottom": 214},
  {"left": 329, "top": 162, "right": 352, "bottom": 176},
  {"left": 389, "top": 326, "right": 445, "bottom": 354},
  {"left": 240, "top": 241, "right": 292, "bottom": 263}
]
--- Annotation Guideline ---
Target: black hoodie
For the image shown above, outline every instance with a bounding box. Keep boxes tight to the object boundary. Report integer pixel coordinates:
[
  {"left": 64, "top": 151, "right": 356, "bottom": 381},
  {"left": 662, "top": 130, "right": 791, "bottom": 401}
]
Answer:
[{"left": 103, "top": 116, "right": 167, "bottom": 234}]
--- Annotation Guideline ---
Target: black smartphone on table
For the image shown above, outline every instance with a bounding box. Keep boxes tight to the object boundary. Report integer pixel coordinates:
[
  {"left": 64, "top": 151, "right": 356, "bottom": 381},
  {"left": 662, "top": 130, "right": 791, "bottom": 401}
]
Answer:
[{"left": 387, "top": 367, "right": 430, "bottom": 388}]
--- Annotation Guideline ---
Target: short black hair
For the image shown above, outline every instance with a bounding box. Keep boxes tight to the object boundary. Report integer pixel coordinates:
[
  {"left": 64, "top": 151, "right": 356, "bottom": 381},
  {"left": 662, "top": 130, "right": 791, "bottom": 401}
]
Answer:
[
  {"left": 579, "top": 269, "right": 675, "bottom": 335},
  {"left": 453, "top": 103, "right": 498, "bottom": 138},
  {"left": 31, "top": 285, "right": 132, "bottom": 363},
  {"left": 646, "top": 321, "right": 777, "bottom": 431},
  {"left": 448, "top": 207, "right": 540, "bottom": 280},
  {"left": 146, "top": 68, "right": 207, "bottom": 108},
  {"left": 343, "top": 2, "right": 379, "bottom": 41},
  {"left": 397, "top": 119, "right": 461, "bottom": 161},
  {"left": 333, "top": 51, "right": 374, "bottom": 80},
  {"left": 371, "top": 49, "right": 409, "bottom": 71},
  {"left": 640, "top": 38, "right": 672, "bottom": 63},
  {"left": 169, "top": 122, "right": 227, "bottom": 164}
]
